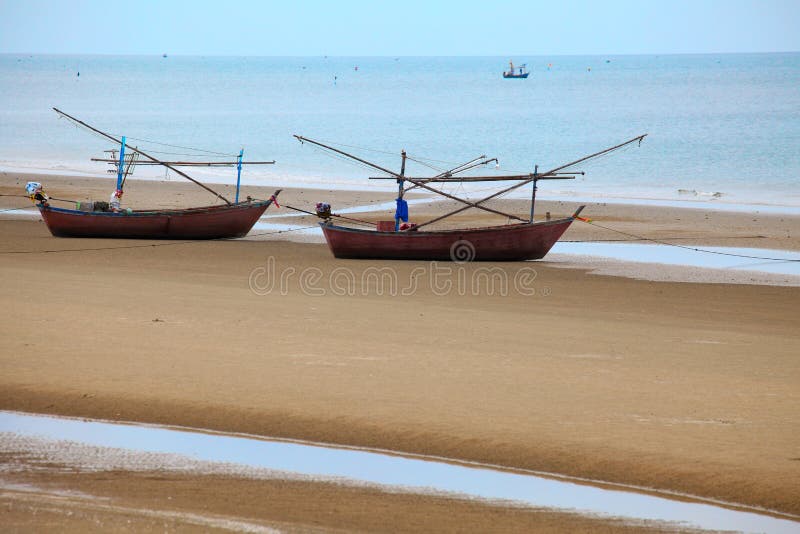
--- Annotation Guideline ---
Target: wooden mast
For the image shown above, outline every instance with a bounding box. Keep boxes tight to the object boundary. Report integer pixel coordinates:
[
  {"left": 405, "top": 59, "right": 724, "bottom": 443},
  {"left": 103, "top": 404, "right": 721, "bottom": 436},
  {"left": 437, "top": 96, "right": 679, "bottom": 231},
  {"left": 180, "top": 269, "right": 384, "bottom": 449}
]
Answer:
[
  {"left": 53, "top": 108, "right": 233, "bottom": 205},
  {"left": 530, "top": 165, "right": 538, "bottom": 222},
  {"left": 396, "top": 149, "right": 406, "bottom": 230}
]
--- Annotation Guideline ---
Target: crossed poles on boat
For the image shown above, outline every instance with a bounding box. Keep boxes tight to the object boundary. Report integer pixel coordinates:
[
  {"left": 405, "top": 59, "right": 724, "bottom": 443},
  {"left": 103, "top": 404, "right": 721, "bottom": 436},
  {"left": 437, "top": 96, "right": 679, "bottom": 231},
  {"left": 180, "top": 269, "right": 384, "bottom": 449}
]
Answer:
[{"left": 294, "top": 134, "right": 647, "bottom": 226}]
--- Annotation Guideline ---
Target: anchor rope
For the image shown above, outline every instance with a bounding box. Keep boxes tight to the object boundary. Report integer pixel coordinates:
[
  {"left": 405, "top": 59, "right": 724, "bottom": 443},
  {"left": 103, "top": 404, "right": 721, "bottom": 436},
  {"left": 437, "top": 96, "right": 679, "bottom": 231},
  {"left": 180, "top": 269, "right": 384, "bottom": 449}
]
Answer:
[
  {"left": 0, "top": 225, "right": 320, "bottom": 255},
  {"left": 575, "top": 218, "right": 800, "bottom": 263}
]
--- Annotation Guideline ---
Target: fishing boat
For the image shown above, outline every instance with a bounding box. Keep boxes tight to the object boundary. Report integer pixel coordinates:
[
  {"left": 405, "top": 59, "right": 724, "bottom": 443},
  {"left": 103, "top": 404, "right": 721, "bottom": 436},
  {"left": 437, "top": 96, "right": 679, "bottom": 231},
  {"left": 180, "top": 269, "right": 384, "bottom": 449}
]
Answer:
[
  {"left": 320, "top": 217, "right": 581, "bottom": 261},
  {"left": 38, "top": 201, "right": 276, "bottom": 239},
  {"left": 503, "top": 60, "right": 529, "bottom": 79},
  {"left": 293, "top": 134, "right": 647, "bottom": 261},
  {"left": 33, "top": 108, "right": 280, "bottom": 239}
]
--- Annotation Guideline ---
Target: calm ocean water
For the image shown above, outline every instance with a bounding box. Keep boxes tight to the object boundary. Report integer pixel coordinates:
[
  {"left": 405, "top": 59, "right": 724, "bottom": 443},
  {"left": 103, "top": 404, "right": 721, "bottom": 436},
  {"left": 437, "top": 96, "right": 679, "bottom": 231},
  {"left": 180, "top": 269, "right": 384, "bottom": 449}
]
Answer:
[{"left": 1, "top": 54, "right": 798, "bottom": 207}]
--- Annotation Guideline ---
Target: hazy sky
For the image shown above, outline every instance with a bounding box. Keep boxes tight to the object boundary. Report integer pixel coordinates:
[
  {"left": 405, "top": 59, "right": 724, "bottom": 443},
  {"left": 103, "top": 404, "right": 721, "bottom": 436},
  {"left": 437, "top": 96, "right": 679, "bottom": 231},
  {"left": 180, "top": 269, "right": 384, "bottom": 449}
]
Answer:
[{"left": 1, "top": 0, "right": 798, "bottom": 56}]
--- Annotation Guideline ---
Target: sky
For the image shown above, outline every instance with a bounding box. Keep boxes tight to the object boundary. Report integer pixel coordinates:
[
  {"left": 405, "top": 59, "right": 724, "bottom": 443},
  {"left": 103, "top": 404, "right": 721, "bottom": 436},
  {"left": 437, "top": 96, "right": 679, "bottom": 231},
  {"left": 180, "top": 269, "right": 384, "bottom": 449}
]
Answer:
[{"left": 0, "top": 0, "right": 798, "bottom": 56}]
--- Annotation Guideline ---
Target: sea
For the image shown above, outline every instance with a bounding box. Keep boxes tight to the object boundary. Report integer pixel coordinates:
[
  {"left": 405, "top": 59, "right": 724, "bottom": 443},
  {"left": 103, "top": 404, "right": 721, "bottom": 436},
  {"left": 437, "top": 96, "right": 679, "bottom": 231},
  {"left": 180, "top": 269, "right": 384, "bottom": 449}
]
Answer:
[{"left": 1, "top": 53, "right": 798, "bottom": 209}]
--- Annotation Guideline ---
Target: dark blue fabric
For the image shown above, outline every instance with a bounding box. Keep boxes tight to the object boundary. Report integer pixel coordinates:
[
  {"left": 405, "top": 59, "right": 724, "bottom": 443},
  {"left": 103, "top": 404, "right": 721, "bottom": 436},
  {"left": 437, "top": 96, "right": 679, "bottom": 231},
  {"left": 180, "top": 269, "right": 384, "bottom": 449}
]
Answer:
[{"left": 395, "top": 198, "right": 409, "bottom": 222}]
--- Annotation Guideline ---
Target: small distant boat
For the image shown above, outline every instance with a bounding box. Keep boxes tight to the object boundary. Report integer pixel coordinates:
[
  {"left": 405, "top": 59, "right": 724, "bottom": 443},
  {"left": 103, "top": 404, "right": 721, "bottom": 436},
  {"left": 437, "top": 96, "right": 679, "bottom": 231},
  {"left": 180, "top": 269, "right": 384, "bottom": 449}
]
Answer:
[{"left": 503, "top": 60, "right": 529, "bottom": 79}]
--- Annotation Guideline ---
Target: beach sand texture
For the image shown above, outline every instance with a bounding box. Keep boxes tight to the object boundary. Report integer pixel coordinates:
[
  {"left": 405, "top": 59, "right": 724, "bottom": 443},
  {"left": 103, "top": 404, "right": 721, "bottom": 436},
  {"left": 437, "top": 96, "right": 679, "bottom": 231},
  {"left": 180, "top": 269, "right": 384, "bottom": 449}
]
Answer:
[{"left": 1, "top": 173, "right": 799, "bottom": 531}]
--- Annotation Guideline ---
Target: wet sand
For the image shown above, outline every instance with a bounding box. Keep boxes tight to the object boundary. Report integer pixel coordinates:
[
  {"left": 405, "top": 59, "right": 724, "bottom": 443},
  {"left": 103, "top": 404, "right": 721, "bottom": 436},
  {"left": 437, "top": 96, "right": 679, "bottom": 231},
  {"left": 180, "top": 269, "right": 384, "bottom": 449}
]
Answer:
[
  {"left": 1, "top": 172, "right": 799, "bottom": 531},
  {"left": 0, "top": 467, "right": 675, "bottom": 533}
]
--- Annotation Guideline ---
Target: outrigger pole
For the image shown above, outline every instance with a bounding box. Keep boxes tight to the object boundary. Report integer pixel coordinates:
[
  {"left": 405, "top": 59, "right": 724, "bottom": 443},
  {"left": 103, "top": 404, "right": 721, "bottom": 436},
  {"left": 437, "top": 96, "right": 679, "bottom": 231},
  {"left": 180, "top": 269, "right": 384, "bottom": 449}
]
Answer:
[
  {"left": 53, "top": 108, "right": 233, "bottom": 205},
  {"left": 400, "top": 155, "right": 499, "bottom": 192},
  {"left": 294, "top": 134, "right": 645, "bottom": 228},
  {"left": 91, "top": 159, "right": 276, "bottom": 166},
  {"left": 415, "top": 134, "right": 647, "bottom": 229},
  {"left": 293, "top": 135, "right": 529, "bottom": 222}
]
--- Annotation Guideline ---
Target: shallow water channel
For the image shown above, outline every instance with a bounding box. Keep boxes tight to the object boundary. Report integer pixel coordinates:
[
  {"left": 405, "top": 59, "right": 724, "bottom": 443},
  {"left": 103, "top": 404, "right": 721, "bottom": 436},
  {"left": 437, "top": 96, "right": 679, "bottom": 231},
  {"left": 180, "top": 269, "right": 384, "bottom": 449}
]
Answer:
[{"left": 1, "top": 411, "right": 797, "bottom": 532}]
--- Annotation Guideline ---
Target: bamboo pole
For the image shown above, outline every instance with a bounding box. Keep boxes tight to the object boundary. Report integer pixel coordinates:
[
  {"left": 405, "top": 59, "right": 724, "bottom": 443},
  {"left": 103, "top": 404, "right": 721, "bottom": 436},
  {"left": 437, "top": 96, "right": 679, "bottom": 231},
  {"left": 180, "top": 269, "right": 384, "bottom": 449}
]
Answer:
[
  {"left": 91, "top": 159, "right": 275, "bottom": 166},
  {"left": 294, "top": 135, "right": 401, "bottom": 178},
  {"left": 529, "top": 166, "right": 538, "bottom": 222},
  {"left": 415, "top": 134, "right": 647, "bottom": 229},
  {"left": 370, "top": 174, "right": 578, "bottom": 182},
  {"left": 54, "top": 108, "right": 232, "bottom": 205},
  {"left": 400, "top": 176, "right": 528, "bottom": 222},
  {"left": 396, "top": 150, "right": 406, "bottom": 230},
  {"left": 295, "top": 136, "right": 526, "bottom": 222},
  {"left": 402, "top": 155, "right": 495, "bottom": 192}
]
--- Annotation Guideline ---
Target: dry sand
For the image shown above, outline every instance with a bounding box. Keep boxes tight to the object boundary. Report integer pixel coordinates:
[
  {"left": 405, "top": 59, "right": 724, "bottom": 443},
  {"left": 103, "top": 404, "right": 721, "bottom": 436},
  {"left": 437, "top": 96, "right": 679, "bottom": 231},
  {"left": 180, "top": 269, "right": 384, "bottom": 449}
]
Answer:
[{"left": 1, "top": 172, "right": 799, "bottom": 531}]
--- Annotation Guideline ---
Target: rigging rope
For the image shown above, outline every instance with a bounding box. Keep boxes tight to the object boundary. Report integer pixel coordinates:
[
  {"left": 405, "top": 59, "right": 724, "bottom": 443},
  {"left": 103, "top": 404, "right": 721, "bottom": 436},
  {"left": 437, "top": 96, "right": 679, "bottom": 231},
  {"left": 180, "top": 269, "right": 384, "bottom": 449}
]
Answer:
[
  {"left": 125, "top": 148, "right": 234, "bottom": 158},
  {"left": 309, "top": 139, "right": 400, "bottom": 157},
  {"left": 282, "top": 204, "right": 375, "bottom": 228},
  {"left": 403, "top": 154, "right": 445, "bottom": 173},
  {"left": 306, "top": 143, "right": 381, "bottom": 174},
  {"left": 0, "top": 225, "right": 321, "bottom": 255},
  {"left": 119, "top": 136, "right": 237, "bottom": 157},
  {"left": 57, "top": 113, "right": 239, "bottom": 158},
  {"left": 575, "top": 218, "right": 800, "bottom": 263},
  {"left": 299, "top": 137, "right": 523, "bottom": 175}
]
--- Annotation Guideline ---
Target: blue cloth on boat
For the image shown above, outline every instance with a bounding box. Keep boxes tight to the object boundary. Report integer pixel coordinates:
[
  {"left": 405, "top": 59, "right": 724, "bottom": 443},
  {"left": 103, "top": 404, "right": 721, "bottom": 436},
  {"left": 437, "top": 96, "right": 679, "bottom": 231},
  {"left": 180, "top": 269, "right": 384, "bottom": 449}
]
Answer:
[{"left": 395, "top": 198, "right": 409, "bottom": 222}]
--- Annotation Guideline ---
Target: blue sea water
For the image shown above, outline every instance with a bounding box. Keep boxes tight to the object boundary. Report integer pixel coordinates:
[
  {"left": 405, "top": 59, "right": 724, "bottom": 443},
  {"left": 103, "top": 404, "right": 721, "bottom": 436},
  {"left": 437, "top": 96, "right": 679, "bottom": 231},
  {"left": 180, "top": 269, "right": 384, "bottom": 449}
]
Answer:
[{"left": 1, "top": 53, "right": 798, "bottom": 207}]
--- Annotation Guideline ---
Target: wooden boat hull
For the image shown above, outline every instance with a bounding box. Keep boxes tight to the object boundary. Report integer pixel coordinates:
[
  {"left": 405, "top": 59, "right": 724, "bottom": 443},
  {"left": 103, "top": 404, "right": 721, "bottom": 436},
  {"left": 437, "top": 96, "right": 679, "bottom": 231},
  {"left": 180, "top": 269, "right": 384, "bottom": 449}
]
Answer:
[
  {"left": 503, "top": 73, "right": 529, "bottom": 78},
  {"left": 38, "top": 200, "right": 274, "bottom": 239},
  {"left": 320, "top": 217, "right": 575, "bottom": 261}
]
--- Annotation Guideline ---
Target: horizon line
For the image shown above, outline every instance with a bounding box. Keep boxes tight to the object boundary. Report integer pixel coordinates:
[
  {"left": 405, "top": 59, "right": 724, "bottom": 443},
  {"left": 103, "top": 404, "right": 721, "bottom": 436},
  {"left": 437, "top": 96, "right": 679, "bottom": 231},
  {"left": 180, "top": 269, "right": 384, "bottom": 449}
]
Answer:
[{"left": 2, "top": 50, "right": 799, "bottom": 58}]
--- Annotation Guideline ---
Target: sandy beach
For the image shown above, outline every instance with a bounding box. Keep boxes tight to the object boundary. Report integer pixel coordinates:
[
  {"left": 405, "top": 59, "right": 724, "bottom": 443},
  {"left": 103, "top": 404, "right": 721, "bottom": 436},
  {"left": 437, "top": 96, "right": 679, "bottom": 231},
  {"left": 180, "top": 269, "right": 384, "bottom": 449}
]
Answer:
[{"left": 1, "top": 172, "right": 799, "bottom": 531}]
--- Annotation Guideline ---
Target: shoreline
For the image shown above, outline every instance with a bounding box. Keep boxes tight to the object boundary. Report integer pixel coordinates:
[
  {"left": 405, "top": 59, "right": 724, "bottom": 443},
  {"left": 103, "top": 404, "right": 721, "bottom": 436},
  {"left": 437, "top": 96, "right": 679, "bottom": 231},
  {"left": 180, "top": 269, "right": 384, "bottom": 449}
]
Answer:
[
  {"left": 4, "top": 172, "right": 800, "bottom": 287},
  {"left": 4, "top": 171, "right": 800, "bottom": 243},
  {"left": 4, "top": 167, "right": 800, "bottom": 214}
]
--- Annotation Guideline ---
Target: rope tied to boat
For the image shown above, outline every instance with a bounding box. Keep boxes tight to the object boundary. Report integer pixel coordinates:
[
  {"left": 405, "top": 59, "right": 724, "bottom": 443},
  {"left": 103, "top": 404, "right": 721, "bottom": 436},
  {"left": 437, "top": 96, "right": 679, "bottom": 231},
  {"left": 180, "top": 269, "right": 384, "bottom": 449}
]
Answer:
[
  {"left": 282, "top": 204, "right": 375, "bottom": 228},
  {"left": 574, "top": 217, "right": 800, "bottom": 263},
  {"left": 0, "top": 224, "right": 321, "bottom": 255}
]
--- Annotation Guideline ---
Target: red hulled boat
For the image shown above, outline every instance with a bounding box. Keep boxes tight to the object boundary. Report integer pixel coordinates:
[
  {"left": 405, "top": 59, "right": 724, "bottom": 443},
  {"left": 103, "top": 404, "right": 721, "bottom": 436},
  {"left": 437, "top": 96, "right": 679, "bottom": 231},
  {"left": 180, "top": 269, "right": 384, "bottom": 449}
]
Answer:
[
  {"left": 294, "top": 134, "right": 646, "bottom": 261},
  {"left": 320, "top": 213, "right": 580, "bottom": 261},
  {"left": 39, "top": 199, "right": 277, "bottom": 239},
  {"left": 35, "top": 108, "right": 279, "bottom": 240}
]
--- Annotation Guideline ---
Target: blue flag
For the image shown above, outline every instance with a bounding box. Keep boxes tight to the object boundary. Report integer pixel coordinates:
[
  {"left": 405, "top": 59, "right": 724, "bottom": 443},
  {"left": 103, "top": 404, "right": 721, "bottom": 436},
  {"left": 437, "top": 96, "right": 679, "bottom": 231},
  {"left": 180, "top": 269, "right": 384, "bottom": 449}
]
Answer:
[{"left": 395, "top": 198, "right": 409, "bottom": 222}]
